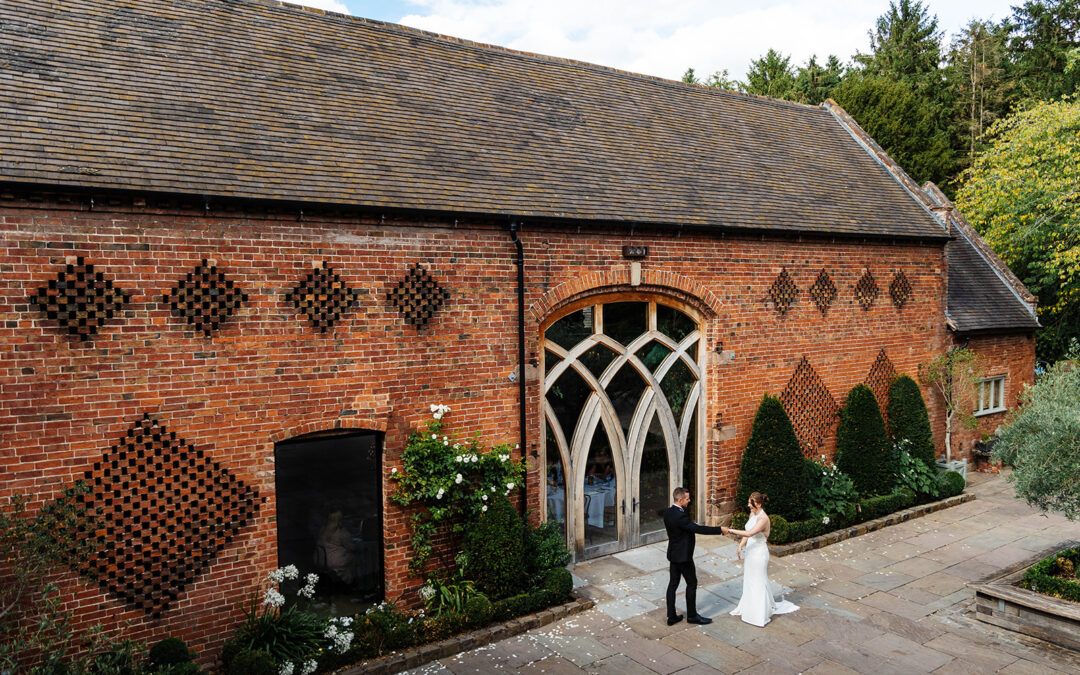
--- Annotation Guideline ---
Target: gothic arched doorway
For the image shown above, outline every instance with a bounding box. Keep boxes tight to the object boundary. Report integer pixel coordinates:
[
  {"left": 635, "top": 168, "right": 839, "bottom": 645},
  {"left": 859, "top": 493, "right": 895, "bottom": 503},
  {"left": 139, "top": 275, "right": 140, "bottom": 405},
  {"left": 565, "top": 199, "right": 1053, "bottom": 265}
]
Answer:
[{"left": 542, "top": 296, "right": 703, "bottom": 558}]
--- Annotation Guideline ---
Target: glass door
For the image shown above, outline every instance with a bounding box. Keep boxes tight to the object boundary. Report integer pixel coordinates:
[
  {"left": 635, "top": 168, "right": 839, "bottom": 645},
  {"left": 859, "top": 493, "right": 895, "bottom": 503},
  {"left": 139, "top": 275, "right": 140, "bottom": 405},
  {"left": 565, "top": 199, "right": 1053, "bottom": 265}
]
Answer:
[{"left": 543, "top": 298, "right": 702, "bottom": 558}]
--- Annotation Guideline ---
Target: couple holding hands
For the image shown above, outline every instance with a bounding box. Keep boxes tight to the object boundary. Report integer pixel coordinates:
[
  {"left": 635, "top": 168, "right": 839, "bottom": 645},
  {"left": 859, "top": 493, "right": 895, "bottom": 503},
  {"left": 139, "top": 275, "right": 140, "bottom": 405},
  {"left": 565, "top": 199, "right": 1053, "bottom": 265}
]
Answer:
[{"left": 663, "top": 487, "right": 798, "bottom": 628}]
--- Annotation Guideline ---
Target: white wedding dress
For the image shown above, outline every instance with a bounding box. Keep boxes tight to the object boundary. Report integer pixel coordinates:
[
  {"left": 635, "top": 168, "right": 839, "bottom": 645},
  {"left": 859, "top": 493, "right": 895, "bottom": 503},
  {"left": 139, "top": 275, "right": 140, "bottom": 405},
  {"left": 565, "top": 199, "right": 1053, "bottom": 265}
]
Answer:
[{"left": 730, "top": 511, "right": 799, "bottom": 626}]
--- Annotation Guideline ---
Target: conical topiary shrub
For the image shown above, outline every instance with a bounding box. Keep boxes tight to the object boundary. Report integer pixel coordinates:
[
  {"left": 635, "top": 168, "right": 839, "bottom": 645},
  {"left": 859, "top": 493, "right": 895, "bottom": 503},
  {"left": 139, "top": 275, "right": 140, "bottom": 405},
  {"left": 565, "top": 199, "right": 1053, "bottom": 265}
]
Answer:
[
  {"left": 886, "top": 374, "right": 936, "bottom": 470},
  {"left": 462, "top": 494, "right": 525, "bottom": 599},
  {"left": 836, "top": 383, "right": 894, "bottom": 496},
  {"left": 735, "top": 395, "right": 812, "bottom": 520}
]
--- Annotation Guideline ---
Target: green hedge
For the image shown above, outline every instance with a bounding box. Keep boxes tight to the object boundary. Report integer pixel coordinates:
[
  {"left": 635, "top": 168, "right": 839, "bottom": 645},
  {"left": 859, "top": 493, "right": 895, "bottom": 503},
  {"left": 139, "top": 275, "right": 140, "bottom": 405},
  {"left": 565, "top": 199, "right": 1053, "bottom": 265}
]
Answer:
[
  {"left": 837, "top": 384, "right": 895, "bottom": 496},
  {"left": 886, "top": 375, "right": 936, "bottom": 469},
  {"left": 463, "top": 494, "right": 526, "bottom": 599},
  {"left": 1020, "top": 546, "right": 1080, "bottom": 602},
  {"left": 735, "top": 396, "right": 814, "bottom": 520},
  {"left": 941, "top": 471, "right": 965, "bottom": 498}
]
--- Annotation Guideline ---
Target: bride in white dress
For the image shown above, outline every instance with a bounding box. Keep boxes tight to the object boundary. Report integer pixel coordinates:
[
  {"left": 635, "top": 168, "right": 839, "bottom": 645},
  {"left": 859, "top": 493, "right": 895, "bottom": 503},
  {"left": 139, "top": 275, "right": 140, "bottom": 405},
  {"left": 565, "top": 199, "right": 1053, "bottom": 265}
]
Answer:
[{"left": 722, "top": 492, "right": 799, "bottom": 627}]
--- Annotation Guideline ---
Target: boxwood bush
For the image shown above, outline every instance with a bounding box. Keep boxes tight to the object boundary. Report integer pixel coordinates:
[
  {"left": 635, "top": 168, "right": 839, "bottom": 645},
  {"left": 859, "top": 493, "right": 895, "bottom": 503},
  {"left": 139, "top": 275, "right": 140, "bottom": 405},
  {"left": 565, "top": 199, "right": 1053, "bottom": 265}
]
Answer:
[
  {"left": 886, "top": 375, "right": 936, "bottom": 469},
  {"left": 837, "top": 384, "right": 895, "bottom": 496},
  {"left": 735, "top": 395, "right": 814, "bottom": 520},
  {"left": 1020, "top": 546, "right": 1080, "bottom": 602},
  {"left": 462, "top": 494, "right": 526, "bottom": 599}
]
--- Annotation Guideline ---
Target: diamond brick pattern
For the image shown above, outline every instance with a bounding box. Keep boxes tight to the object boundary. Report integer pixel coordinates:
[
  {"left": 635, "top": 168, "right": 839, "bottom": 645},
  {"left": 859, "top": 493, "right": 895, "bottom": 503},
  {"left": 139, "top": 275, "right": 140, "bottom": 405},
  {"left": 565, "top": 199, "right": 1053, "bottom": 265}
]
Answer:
[
  {"left": 890, "top": 271, "right": 913, "bottom": 309},
  {"left": 864, "top": 348, "right": 897, "bottom": 417},
  {"left": 286, "top": 263, "right": 358, "bottom": 332},
  {"left": 854, "top": 268, "right": 879, "bottom": 310},
  {"left": 389, "top": 263, "right": 450, "bottom": 328},
  {"left": 74, "top": 414, "right": 259, "bottom": 616},
  {"left": 31, "top": 257, "right": 130, "bottom": 340},
  {"left": 164, "top": 260, "right": 248, "bottom": 336},
  {"left": 768, "top": 268, "right": 799, "bottom": 315},
  {"left": 780, "top": 357, "right": 840, "bottom": 456},
  {"left": 809, "top": 268, "right": 837, "bottom": 315}
]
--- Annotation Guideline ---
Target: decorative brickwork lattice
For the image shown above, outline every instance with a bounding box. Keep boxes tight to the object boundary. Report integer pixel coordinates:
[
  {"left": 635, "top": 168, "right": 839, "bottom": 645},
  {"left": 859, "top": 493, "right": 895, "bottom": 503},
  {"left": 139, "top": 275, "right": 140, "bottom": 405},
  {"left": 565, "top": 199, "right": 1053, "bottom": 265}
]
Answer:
[
  {"left": 286, "top": 262, "right": 358, "bottom": 332},
  {"left": 854, "top": 268, "right": 878, "bottom": 310},
  {"left": 31, "top": 257, "right": 130, "bottom": 340},
  {"left": 780, "top": 357, "right": 840, "bottom": 455},
  {"left": 809, "top": 268, "right": 837, "bottom": 315},
  {"left": 74, "top": 414, "right": 259, "bottom": 616},
  {"left": 164, "top": 260, "right": 248, "bottom": 336},
  {"left": 890, "top": 271, "right": 913, "bottom": 309},
  {"left": 864, "top": 348, "right": 897, "bottom": 417},
  {"left": 768, "top": 268, "right": 799, "bottom": 315},
  {"left": 388, "top": 263, "right": 450, "bottom": 328}
]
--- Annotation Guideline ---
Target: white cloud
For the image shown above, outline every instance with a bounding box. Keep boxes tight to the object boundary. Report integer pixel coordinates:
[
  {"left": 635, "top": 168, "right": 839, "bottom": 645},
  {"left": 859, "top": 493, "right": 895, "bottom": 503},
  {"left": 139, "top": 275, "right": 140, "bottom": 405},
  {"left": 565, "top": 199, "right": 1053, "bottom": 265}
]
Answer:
[
  {"left": 293, "top": 0, "right": 351, "bottom": 15},
  {"left": 387, "top": 0, "right": 1016, "bottom": 82}
]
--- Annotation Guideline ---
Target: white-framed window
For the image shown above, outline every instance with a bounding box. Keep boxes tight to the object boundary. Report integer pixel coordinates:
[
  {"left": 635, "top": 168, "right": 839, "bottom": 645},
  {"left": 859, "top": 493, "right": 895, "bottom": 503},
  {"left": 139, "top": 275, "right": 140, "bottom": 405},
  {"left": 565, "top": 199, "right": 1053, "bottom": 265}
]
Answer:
[{"left": 976, "top": 375, "right": 1007, "bottom": 415}]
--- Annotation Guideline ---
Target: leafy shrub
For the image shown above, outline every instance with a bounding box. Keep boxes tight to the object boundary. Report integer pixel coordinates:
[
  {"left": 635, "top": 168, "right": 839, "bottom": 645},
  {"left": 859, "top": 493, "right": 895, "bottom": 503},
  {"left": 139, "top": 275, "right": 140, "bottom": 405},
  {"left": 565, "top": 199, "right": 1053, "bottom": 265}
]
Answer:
[
  {"left": 226, "top": 649, "right": 276, "bottom": 675},
  {"left": 894, "top": 441, "right": 943, "bottom": 501},
  {"left": 540, "top": 567, "right": 573, "bottom": 600},
  {"left": 736, "top": 396, "right": 814, "bottom": 520},
  {"left": 767, "top": 514, "right": 790, "bottom": 544},
  {"left": 837, "top": 384, "right": 895, "bottom": 496},
  {"left": 462, "top": 494, "right": 526, "bottom": 600},
  {"left": 464, "top": 594, "right": 494, "bottom": 627},
  {"left": 148, "top": 637, "right": 193, "bottom": 667},
  {"left": 806, "top": 457, "right": 859, "bottom": 523},
  {"left": 525, "top": 520, "right": 572, "bottom": 577},
  {"left": 1020, "top": 546, "right": 1080, "bottom": 602},
  {"left": 785, "top": 518, "right": 828, "bottom": 543},
  {"left": 857, "top": 488, "right": 914, "bottom": 521},
  {"left": 390, "top": 407, "right": 525, "bottom": 572},
  {"left": 348, "top": 602, "right": 416, "bottom": 659},
  {"left": 886, "top": 375, "right": 937, "bottom": 469},
  {"left": 942, "top": 471, "right": 966, "bottom": 498},
  {"left": 417, "top": 612, "right": 468, "bottom": 643},
  {"left": 730, "top": 512, "right": 749, "bottom": 529},
  {"left": 421, "top": 568, "right": 482, "bottom": 617},
  {"left": 994, "top": 344, "right": 1080, "bottom": 518}
]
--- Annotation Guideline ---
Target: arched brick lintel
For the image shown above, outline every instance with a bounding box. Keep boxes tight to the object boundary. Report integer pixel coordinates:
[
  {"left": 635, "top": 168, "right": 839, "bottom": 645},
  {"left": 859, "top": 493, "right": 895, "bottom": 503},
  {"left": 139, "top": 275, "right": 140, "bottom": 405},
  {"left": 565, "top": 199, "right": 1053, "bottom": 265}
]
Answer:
[
  {"left": 268, "top": 411, "right": 390, "bottom": 445},
  {"left": 528, "top": 268, "right": 724, "bottom": 324}
]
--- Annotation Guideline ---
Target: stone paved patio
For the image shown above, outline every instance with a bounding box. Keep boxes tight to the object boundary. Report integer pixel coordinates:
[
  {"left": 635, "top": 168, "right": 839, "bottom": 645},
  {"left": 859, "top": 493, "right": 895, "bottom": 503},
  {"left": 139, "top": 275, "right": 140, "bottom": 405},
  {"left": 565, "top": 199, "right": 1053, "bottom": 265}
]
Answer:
[{"left": 405, "top": 473, "right": 1080, "bottom": 673}]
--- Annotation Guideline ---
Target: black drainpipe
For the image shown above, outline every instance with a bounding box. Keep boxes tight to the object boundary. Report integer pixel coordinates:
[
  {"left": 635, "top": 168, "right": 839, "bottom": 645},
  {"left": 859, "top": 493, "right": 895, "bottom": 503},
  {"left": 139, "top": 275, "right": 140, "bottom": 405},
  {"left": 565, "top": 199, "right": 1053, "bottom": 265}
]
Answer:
[{"left": 509, "top": 220, "right": 527, "bottom": 512}]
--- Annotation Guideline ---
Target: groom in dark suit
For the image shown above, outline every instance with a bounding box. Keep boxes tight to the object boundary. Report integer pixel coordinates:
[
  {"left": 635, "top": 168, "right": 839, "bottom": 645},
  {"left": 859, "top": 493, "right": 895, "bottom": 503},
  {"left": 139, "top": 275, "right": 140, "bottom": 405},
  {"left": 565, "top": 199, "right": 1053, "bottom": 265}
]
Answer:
[{"left": 664, "top": 486, "right": 725, "bottom": 625}]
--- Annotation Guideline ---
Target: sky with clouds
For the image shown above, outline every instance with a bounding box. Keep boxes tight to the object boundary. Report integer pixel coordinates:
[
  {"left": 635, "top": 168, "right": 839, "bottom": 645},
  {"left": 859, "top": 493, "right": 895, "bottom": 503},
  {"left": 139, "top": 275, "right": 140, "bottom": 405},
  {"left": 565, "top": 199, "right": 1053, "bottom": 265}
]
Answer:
[{"left": 295, "top": 0, "right": 1019, "bottom": 81}]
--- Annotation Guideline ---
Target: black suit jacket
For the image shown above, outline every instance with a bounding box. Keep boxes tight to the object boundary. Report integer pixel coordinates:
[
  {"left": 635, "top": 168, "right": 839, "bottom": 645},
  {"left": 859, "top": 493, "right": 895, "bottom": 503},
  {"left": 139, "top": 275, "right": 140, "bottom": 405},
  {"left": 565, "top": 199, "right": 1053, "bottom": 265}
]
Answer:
[{"left": 664, "top": 504, "right": 725, "bottom": 563}]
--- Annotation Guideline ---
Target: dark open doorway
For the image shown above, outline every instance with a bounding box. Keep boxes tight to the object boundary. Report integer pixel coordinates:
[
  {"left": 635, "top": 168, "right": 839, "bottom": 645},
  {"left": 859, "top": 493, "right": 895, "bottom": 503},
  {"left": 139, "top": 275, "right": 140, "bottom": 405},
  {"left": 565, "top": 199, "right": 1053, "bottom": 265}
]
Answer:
[{"left": 274, "top": 429, "right": 383, "bottom": 612}]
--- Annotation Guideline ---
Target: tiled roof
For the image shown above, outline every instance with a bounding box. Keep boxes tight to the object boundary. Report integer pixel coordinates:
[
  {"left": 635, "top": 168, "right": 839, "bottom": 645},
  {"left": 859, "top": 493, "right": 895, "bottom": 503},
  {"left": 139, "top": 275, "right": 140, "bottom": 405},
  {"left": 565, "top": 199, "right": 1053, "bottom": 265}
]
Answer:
[
  {"left": 921, "top": 185, "right": 1040, "bottom": 333},
  {"left": 0, "top": 0, "right": 946, "bottom": 238}
]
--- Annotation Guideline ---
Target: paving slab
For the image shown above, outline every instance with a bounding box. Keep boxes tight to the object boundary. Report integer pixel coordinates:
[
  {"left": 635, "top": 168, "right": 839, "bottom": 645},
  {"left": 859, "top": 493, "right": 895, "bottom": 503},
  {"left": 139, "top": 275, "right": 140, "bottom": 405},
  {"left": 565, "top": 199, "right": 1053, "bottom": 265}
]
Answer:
[
  {"left": 922, "top": 631, "right": 1019, "bottom": 671},
  {"left": 614, "top": 545, "right": 670, "bottom": 572},
  {"left": 660, "top": 629, "right": 760, "bottom": 674}
]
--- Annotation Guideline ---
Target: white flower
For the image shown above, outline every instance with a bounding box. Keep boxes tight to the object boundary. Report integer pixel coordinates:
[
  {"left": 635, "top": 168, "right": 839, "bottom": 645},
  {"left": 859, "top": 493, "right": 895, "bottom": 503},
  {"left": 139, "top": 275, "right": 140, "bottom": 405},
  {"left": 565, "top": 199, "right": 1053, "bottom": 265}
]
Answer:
[
  {"left": 454, "top": 443, "right": 460, "bottom": 449},
  {"left": 506, "top": 482, "right": 515, "bottom": 490},
  {"left": 432, "top": 434, "right": 437, "bottom": 440},
  {"left": 420, "top": 583, "right": 436, "bottom": 600},
  {"left": 431, "top": 404, "right": 439, "bottom": 413},
  {"left": 391, "top": 467, "right": 398, "bottom": 473},
  {"left": 455, "top": 455, "right": 461, "bottom": 462},
  {"left": 471, "top": 455, "right": 478, "bottom": 463},
  {"left": 306, "top": 572, "right": 319, "bottom": 585},
  {"left": 279, "top": 662, "right": 294, "bottom": 675},
  {"left": 482, "top": 505, "right": 488, "bottom": 512},
  {"left": 455, "top": 473, "right": 463, "bottom": 484},
  {"left": 515, "top": 443, "right": 520, "bottom": 449},
  {"left": 283, "top": 565, "right": 299, "bottom": 580},
  {"left": 822, "top": 516, "right": 830, "bottom": 525},
  {"left": 490, "top": 486, "right": 496, "bottom": 492},
  {"left": 482, "top": 494, "right": 488, "bottom": 501},
  {"left": 262, "top": 588, "right": 285, "bottom": 608},
  {"left": 268, "top": 568, "right": 285, "bottom": 584},
  {"left": 444, "top": 440, "right": 449, "bottom": 446},
  {"left": 301, "top": 660, "right": 318, "bottom": 675},
  {"left": 443, "top": 435, "right": 448, "bottom": 441},
  {"left": 437, "top": 488, "right": 444, "bottom": 499}
]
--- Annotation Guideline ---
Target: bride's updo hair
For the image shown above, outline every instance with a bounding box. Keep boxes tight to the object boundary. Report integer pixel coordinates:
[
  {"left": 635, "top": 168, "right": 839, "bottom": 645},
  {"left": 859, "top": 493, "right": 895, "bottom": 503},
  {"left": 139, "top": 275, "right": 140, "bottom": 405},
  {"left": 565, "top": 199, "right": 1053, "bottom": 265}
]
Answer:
[{"left": 748, "top": 492, "right": 768, "bottom": 509}]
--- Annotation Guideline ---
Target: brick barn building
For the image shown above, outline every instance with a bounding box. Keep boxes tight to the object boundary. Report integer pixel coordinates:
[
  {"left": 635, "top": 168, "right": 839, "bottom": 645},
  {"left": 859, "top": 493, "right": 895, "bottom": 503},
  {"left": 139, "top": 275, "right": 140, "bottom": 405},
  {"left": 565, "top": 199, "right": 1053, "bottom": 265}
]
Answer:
[{"left": 0, "top": 0, "right": 1038, "bottom": 656}]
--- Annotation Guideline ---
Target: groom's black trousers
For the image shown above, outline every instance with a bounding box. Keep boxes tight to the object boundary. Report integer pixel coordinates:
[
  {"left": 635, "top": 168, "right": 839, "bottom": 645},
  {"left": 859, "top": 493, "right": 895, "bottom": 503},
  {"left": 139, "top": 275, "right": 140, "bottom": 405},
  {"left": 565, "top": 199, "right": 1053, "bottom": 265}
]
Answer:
[{"left": 666, "top": 560, "right": 699, "bottom": 619}]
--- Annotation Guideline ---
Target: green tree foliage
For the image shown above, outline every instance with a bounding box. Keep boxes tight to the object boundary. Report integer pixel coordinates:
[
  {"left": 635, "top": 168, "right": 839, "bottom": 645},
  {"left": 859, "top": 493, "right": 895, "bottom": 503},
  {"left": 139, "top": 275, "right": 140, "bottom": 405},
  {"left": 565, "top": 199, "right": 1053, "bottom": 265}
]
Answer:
[
  {"left": 681, "top": 66, "right": 739, "bottom": 90},
  {"left": 744, "top": 49, "right": 798, "bottom": 99},
  {"left": 856, "top": 0, "right": 944, "bottom": 87},
  {"left": 946, "top": 20, "right": 1013, "bottom": 161},
  {"left": 794, "top": 55, "right": 845, "bottom": 105},
  {"left": 886, "top": 375, "right": 937, "bottom": 468},
  {"left": 1005, "top": 0, "right": 1080, "bottom": 101},
  {"left": 735, "top": 395, "right": 812, "bottom": 520},
  {"left": 994, "top": 343, "right": 1080, "bottom": 518},
  {"left": 832, "top": 72, "right": 956, "bottom": 184},
  {"left": 918, "top": 347, "right": 982, "bottom": 461},
  {"left": 836, "top": 384, "right": 895, "bottom": 496},
  {"left": 955, "top": 98, "right": 1080, "bottom": 360},
  {"left": 461, "top": 494, "right": 526, "bottom": 600}
]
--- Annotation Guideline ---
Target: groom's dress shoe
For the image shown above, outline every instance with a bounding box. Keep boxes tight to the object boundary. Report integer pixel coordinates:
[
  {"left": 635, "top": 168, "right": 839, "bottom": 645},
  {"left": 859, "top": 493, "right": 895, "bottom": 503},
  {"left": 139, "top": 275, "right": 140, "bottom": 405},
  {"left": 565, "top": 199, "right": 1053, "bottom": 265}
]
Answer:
[
  {"left": 687, "top": 615, "right": 712, "bottom": 625},
  {"left": 667, "top": 615, "right": 684, "bottom": 626}
]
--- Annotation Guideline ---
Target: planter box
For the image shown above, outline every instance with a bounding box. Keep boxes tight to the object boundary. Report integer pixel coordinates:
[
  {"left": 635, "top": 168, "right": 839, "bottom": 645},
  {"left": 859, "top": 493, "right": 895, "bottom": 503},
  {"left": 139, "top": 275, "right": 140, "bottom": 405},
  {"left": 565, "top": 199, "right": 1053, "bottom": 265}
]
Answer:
[
  {"left": 936, "top": 458, "right": 967, "bottom": 481},
  {"left": 972, "top": 542, "right": 1080, "bottom": 652}
]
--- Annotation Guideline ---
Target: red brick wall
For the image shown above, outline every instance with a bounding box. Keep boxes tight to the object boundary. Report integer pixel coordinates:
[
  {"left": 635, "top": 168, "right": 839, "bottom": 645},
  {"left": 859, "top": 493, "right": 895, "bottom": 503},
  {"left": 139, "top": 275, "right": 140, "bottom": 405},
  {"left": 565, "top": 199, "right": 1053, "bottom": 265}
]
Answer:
[
  {"left": 0, "top": 189, "right": 980, "bottom": 658},
  {"left": 947, "top": 332, "right": 1036, "bottom": 463}
]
